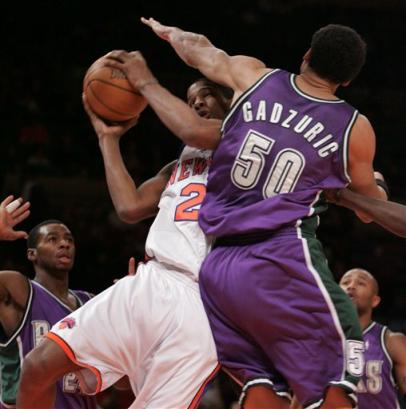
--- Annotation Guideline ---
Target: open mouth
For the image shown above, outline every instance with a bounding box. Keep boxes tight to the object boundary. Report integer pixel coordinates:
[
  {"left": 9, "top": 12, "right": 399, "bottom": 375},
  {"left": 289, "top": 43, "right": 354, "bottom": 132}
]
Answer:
[
  {"left": 198, "top": 110, "right": 210, "bottom": 119},
  {"left": 57, "top": 254, "right": 72, "bottom": 263}
]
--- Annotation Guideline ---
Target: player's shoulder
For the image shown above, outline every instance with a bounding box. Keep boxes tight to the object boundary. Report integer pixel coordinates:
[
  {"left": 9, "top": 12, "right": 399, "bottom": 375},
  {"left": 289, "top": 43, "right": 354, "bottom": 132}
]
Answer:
[
  {"left": 351, "top": 113, "right": 375, "bottom": 137},
  {"left": 0, "top": 271, "right": 30, "bottom": 310},
  {"left": 72, "top": 289, "right": 94, "bottom": 302},
  {"left": 384, "top": 328, "right": 406, "bottom": 361},
  {"left": 0, "top": 270, "right": 29, "bottom": 287},
  {"left": 385, "top": 329, "right": 406, "bottom": 343}
]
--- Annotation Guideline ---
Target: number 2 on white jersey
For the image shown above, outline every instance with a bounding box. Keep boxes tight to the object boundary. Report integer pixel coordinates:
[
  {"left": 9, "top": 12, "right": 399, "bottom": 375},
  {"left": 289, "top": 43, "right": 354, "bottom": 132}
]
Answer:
[{"left": 175, "top": 183, "right": 206, "bottom": 221}]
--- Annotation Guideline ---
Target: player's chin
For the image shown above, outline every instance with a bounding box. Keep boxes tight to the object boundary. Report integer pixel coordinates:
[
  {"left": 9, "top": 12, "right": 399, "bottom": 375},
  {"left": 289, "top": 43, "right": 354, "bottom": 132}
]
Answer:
[{"left": 55, "top": 259, "right": 74, "bottom": 270}]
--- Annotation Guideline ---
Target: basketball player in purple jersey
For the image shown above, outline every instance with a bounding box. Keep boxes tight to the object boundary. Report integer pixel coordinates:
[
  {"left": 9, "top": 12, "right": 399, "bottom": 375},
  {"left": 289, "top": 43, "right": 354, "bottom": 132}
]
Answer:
[
  {"left": 340, "top": 269, "right": 406, "bottom": 408},
  {"left": 0, "top": 218, "right": 96, "bottom": 409},
  {"left": 142, "top": 18, "right": 389, "bottom": 409}
]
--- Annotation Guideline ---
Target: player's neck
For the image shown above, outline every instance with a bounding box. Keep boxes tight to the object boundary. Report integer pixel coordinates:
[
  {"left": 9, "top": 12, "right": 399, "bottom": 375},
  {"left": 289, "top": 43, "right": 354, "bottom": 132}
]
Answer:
[
  {"left": 358, "top": 311, "right": 373, "bottom": 331},
  {"left": 34, "top": 269, "right": 70, "bottom": 299},
  {"left": 297, "top": 69, "right": 339, "bottom": 100}
]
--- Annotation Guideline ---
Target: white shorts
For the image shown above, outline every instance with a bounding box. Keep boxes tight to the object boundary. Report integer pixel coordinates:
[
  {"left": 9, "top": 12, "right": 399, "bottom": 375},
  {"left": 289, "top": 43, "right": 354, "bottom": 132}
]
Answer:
[{"left": 48, "top": 260, "right": 219, "bottom": 409}]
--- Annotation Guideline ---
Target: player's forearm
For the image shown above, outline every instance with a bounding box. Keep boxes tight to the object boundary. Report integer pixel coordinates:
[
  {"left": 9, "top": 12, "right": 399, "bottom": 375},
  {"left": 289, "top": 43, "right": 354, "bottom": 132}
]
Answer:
[
  {"left": 166, "top": 29, "right": 226, "bottom": 83},
  {"left": 98, "top": 138, "right": 142, "bottom": 223},
  {"left": 140, "top": 82, "right": 220, "bottom": 149},
  {"left": 336, "top": 189, "right": 406, "bottom": 237},
  {"left": 167, "top": 29, "right": 211, "bottom": 66}
]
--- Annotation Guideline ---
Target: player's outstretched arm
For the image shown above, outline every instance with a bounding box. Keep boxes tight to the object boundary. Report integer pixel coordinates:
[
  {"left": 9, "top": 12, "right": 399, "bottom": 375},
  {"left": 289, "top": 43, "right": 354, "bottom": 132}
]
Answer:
[
  {"left": 83, "top": 95, "right": 174, "bottom": 223},
  {"left": 326, "top": 188, "right": 406, "bottom": 237},
  {"left": 104, "top": 50, "right": 222, "bottom": 149},
  {"left": 0, "top": 196, "right": 30, "bottom": 241},
  {"left": 141, "top": 17, "right": 266, "bottom": 93}
]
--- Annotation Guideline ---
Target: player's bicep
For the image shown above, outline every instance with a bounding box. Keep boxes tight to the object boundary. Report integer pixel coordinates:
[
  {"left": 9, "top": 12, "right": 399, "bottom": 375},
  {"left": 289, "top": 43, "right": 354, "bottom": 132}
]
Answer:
[
  {"left": 348, "top": 116, "right": 377, "bottom": 193},
  {"left": 386, "top": 332, "right": 406, "bottom": 393},
  {"left": 227, "top": 55, "right": 268, "bottom": 90},
  {"left": 0, "top": 271, "right": 29, "bottom": 313},
  {"left": 135, "top": 161, "right": 176, "bottom": 219},
  {"left": 197, "top": 51, "right": 267, "bottom": 93}
]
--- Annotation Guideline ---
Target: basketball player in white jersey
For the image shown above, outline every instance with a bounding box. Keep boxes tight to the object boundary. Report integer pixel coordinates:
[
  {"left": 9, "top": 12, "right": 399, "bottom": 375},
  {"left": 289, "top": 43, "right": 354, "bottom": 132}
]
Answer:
[{"left": 16, "top": 64, "right": 231, "bottom": 408}]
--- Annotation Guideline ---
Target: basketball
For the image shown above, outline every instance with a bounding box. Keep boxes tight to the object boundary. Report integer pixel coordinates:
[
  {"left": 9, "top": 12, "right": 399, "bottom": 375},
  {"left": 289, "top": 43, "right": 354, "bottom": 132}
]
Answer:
[{"left": 83, "top": 59, "right": 147, "bottom": 122}]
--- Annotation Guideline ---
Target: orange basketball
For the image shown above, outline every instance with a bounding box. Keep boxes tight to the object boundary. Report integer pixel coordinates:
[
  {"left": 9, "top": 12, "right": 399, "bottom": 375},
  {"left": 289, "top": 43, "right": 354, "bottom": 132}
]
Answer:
[{"left": 83, "top": 59, "right": 147, "bottom": 122}]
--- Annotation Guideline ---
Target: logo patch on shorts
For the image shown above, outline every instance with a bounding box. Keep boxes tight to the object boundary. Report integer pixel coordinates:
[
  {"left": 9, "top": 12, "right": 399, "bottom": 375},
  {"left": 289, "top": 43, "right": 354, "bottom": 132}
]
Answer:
[{"left": 58, "top": 317, "right": 76, "bottom": 329}]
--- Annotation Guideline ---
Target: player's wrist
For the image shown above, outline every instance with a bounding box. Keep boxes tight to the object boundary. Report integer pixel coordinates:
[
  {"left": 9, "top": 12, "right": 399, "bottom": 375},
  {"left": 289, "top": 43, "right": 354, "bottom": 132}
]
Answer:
[{"left": 138, "top": 79, "right": 159, "bottom": 93}]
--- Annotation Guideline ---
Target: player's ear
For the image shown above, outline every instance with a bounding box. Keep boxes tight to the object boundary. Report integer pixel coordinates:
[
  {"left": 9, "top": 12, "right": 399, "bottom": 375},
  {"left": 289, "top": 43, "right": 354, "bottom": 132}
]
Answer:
[
  {"left": 372, "top": 294, "right": 381, "bottom": 309},
  {"left": 303, "top": 49, "right": 311, "bottom": 62},
  {"left": 27, "top": 248, "right": 37, "bottom": 262}
]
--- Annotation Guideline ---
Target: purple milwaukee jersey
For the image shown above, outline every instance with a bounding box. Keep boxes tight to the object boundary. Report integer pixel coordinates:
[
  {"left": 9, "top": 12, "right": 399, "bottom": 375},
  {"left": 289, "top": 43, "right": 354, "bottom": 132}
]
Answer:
[
  {"left": 199, "top": 69, "right": 358, "bottom": 237},
  {"left": 357, "top": 322, "right": 401, "bottom": 409},
  {"left": 0, "top": 280, "right": 95, "bottom": 409}
]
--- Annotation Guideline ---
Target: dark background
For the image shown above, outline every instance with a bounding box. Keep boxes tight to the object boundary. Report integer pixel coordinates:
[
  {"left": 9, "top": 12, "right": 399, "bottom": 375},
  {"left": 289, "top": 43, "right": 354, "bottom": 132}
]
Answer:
[{"left": 1, "top": 0, "right": 405, "bottom": 331}]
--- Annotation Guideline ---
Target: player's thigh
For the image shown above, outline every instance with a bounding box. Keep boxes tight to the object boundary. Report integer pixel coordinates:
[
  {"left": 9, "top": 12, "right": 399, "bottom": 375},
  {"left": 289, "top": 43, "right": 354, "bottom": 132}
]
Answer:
[
  {"left": 132, "top": 268, "right": 219, "bottom": 408},
  {"left": 49, "top": 268, "right": 164, "bottom": 393}
]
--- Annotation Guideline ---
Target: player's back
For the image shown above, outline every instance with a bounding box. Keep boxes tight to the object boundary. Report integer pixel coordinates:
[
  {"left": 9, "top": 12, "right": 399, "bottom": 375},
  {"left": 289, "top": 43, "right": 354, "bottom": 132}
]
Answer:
[
  {"left": 199, "top": 69, "right": 357, "bottom": 238},
  {"left": 357, "top": 322, "right": 401, "bottom": 409},
  {"left": 145, "top": 146, "right": 212, "bottom": 281},
  {"left": 0, "top": 280, "right": 94, "bottom": 409}
]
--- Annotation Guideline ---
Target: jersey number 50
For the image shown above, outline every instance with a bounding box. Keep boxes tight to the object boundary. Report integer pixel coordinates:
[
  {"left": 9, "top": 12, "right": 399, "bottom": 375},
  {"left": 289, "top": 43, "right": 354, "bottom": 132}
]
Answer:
[{"left": 231, "top": 130, "right": 305, "bottom": 197}]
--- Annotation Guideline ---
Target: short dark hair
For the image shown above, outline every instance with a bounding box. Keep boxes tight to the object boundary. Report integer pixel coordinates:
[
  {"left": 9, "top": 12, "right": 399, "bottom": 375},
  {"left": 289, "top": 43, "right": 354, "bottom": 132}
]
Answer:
[
  {"left": 309, "top": 24, "right": 367, "bottom": 84},
  {"left": 27, "top": 219, "right": 65, "bottom": 249},
  {"left": 193, "top": 77, "right": 233, "bottom": 100}
]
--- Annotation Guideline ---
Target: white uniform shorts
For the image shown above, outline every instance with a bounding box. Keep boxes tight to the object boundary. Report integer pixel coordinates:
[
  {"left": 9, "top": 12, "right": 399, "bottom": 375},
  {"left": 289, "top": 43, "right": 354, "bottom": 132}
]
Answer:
[{"left": 48, "top": 260, "right": 219, "bottom": 408}]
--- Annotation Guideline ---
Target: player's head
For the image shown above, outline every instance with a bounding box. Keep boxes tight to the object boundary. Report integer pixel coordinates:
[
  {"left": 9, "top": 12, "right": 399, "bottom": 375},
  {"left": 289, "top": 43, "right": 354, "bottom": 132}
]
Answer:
[
  {"left": 339, "top": 268, "right": 380, "bottom": 315},
  {"left": 303, "top": 24, "right": 367, "bottom": 85},
  {"left": 27, "top": 220, "right": 75, "bottom": 274},
  {"left": 187, "top": 78, "right": 232, "bottom": 120}
]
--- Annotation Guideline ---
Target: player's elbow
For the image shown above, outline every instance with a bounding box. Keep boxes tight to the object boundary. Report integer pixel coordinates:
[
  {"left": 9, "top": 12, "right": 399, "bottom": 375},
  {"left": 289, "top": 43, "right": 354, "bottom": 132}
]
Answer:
[
  {"left": 116, "top": 206, "right": 142, "bottom": 224},
  {"left": 355, "top": 210, "right": 373, "bottom": 224},
  {"left": 116, "top": 203, "right": 155, "bottom": 224}
]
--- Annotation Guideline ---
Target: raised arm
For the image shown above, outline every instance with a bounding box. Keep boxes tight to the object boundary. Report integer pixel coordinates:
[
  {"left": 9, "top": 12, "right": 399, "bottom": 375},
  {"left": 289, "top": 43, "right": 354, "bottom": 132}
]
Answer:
[
  {"left": 83, "top": 95, "right": 174, "bottom": 223},
  {"left": 347, "top": 114, "right": 387, "bottom": 222},
  {"left": 141, "top": 17, "right": 268, "bottom": 95},
  {"left": 104, "top": 50, "right": 222, "bottom": 149},
  {"left": 0, "top": 196, "right": 30, "bottom": 241}
]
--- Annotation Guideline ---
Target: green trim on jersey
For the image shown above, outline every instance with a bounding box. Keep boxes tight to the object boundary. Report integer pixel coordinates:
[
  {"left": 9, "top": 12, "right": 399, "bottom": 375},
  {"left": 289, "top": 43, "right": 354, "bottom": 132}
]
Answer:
[
  {"left": 301, "top": 229, "right": 363, "bottom": 387},
  {"left": 0, "top": 338, "right": 21, "bottom": 405}
]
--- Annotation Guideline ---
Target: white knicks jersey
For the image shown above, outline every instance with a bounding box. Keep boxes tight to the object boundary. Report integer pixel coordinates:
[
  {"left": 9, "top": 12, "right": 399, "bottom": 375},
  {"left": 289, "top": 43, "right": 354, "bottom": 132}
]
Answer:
[{"left": 145, "top": 146, "right": 213, "bottom": 281}]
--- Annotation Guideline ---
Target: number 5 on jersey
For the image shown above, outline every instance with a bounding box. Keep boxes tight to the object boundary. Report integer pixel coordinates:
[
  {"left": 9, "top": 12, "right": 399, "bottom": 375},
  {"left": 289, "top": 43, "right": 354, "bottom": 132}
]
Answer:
[{"left": 175, "top": 183, "right": 206, "bottom": 221}]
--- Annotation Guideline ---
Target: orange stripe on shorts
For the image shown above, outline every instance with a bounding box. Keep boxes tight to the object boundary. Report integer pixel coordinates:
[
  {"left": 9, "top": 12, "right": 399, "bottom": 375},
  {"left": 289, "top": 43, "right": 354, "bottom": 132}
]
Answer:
[
  {"left": 188, "top": 363, "right": 221, "bottom": 409},
  {"left": 46, "top": 332, "right": 103, "bottom": 393}
]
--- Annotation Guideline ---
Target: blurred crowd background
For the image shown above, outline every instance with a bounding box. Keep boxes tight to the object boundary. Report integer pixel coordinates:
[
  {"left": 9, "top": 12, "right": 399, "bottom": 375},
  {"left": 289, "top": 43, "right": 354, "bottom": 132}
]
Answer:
[{"left": 1, "top": 2, "right": 405, "bottom": 406}]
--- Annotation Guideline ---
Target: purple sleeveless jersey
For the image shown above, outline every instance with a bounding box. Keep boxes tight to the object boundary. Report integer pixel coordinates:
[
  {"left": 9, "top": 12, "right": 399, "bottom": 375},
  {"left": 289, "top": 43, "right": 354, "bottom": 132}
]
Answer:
[
  {"left": 198, "top": 69, "right": 364, "bottom": 407},
  {"left": 357, "top": 322, "right": 401, "bottom": 409},
  {"left": 199, "top": 69, "right": 358, "bottom": 237},
  {"left": 0, "top": 280, "right": 95, "bottom": 409}
]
